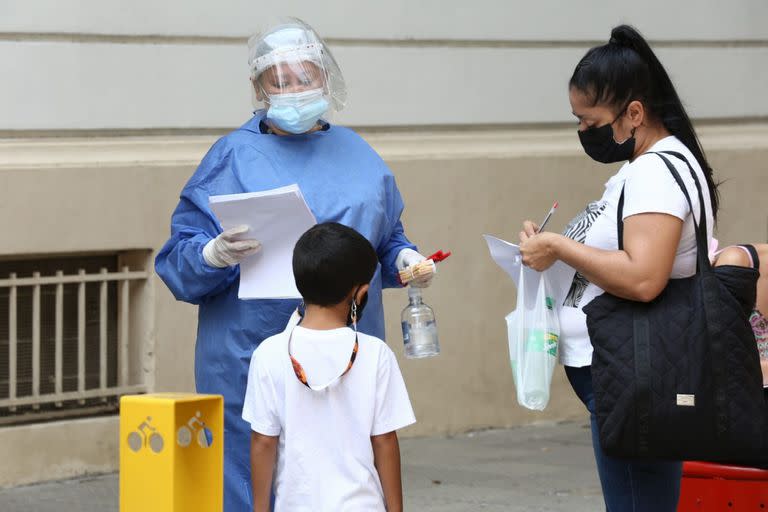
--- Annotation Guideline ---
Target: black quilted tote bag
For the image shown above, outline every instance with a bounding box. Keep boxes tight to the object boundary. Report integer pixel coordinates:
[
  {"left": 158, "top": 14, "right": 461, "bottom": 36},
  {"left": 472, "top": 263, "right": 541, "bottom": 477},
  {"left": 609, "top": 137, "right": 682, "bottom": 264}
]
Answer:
[{"left": 583, "top": 151, "right": 764, "bottom": 461}]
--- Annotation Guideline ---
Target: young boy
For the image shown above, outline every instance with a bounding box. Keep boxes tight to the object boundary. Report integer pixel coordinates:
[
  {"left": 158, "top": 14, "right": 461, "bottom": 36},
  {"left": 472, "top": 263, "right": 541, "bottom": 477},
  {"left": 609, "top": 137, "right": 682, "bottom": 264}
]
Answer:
[{"left": 242, "top": 222, "right": 416, "bottom": 511}]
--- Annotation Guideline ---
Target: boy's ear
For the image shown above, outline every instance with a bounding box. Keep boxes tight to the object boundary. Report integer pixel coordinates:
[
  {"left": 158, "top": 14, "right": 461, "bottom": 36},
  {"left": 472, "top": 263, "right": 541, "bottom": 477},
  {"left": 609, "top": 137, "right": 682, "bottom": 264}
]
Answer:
[{"left": 355, "top": 284, "right": 370, "bottom": 304}]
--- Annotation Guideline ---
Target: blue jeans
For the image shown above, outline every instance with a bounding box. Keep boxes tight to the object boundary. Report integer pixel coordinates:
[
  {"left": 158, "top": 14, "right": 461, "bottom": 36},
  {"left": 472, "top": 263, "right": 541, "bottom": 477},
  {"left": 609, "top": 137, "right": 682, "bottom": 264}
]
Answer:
[{"left": 565, "top": 365, "right": 682, "bottom": 512}]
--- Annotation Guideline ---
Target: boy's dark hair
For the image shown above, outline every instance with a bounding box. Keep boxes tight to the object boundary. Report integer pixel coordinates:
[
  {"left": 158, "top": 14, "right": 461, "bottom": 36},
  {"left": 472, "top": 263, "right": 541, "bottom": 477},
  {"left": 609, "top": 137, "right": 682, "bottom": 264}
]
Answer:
[{"left": 293, "top": 222, "right": 378, "bottom": 306}]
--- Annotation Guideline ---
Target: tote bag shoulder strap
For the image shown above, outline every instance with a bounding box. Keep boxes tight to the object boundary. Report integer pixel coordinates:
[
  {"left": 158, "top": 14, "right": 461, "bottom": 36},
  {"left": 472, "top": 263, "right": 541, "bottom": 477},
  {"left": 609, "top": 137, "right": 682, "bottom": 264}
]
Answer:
[
  {"left": 657, "top": 150, "right": 710, "bottom": 245},
  {"left": 615, "top": 151, "right": 711, "bottom": 273}
]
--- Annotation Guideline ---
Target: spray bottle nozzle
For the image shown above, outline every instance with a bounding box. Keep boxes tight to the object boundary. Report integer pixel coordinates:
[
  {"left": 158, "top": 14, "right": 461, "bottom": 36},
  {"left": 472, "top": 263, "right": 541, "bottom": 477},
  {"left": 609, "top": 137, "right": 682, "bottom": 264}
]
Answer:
[
  {"left": 427, "top": 250, "right": 451, "bottom": 263},
  {"left": 397, "top": 249, "right": 452, "bottom": 286}
]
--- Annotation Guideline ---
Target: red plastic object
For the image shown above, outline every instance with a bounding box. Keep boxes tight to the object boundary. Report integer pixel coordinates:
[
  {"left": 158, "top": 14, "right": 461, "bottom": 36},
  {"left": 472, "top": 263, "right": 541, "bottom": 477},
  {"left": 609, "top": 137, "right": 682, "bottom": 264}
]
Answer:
[
  {"left": 426, "top": 250, "right": 451, "bottom": 263},
  {"left": 396, "top": 250, "right": 452, "bottom": 286},
  {"left": 678, "top": 461, "right": 768, "bottom": 511}
]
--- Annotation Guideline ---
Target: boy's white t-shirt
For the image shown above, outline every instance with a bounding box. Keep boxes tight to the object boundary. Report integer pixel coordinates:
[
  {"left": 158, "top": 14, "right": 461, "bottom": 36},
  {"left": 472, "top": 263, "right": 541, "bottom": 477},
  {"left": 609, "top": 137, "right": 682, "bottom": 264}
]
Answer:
[
  {"left": 242, "top": 324, "right": 416, "bottom": 512},
  {"left": 558, "top": 136, "right": 714, "bottom": 367}
]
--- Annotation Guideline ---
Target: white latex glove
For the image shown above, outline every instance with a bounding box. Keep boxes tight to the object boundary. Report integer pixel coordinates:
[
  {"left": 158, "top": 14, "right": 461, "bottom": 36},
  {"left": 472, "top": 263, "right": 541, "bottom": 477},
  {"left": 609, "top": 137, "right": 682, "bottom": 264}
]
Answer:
[
  {"left": 202, "top": 225, "right": 262, "bottom": 268},
  {"left": 396, "top": 248, "right": 434, "bottom": 288}
]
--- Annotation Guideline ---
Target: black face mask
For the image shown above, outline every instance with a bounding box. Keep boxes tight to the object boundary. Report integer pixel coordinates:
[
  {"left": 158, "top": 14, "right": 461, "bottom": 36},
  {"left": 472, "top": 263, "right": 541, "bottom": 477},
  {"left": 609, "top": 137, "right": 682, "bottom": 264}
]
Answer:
[
  {"left": 578, "top": 117, "right": 636, "bottom": 164},
  {"left": 347, "top": 288, "right": 369, "bottom": 326}
]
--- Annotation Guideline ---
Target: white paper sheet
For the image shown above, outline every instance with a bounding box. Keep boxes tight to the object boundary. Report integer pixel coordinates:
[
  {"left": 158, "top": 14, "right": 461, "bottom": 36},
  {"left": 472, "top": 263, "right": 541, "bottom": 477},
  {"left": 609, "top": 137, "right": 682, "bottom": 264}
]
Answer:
[
  {"left": 209, "top": 184, "right": 317, "bottom": 299},
  {"left": 483, "top": 234, "right": 576, "bottom": 310}
]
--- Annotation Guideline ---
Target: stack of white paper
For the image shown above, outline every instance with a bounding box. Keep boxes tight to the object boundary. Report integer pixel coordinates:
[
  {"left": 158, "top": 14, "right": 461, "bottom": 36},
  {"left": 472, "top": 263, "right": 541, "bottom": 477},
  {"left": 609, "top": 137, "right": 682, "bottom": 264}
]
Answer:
[{"left": 209, "top": 184, "right": 317, "bottom": 299}]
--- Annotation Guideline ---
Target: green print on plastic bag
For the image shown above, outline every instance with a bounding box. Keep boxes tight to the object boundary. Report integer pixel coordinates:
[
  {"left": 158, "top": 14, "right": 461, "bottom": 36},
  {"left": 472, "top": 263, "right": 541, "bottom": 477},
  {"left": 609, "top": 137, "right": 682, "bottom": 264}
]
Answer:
[{"left": 526, "top": 330, "right": 558, "bottom": 357}]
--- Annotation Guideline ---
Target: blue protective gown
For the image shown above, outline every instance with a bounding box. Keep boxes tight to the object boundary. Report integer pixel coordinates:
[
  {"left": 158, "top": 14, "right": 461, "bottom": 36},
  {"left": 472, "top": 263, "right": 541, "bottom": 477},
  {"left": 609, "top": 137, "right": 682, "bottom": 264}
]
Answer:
[{"left": 155, "top": 112, "right": 416, "bottom": 511}]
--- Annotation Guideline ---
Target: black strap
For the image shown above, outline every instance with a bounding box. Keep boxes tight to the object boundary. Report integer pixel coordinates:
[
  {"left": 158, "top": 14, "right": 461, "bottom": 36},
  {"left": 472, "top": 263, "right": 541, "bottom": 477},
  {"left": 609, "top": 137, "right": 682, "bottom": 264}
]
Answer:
[
  {"left": 616, "top": 187, "right": 626, "bottom": 251},
  {"left": 739, "top": 244, "right": 761, "bottom": 270},
  {"left": 658, "top": 151, "right": 710, "bottom": 249},
  {"left": 634, "top": 310, "right": 651, "bottom": 456},
  {"left": 653, "top": 152, "right": 711, "bottom": 273},
  {"left": 615, "top": 151, "right": 711, "bottom": 274}
]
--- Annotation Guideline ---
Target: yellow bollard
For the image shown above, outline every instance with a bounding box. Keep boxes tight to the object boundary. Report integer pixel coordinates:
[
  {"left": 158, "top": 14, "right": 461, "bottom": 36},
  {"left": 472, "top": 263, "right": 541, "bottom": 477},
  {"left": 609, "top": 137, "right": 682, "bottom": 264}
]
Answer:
[{"left": 120, "top": 393, "right": 223, "bottom": 512}]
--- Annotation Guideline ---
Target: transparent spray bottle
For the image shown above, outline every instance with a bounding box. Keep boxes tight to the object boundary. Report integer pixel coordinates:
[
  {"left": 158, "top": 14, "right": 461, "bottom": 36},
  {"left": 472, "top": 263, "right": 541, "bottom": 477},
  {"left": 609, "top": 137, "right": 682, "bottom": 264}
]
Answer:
[
  {"left": 401, "top": 286, "right": 440, "bottom": 359},
  {"left": 399, "top": 250, "right": 450, "bottom": 359}
]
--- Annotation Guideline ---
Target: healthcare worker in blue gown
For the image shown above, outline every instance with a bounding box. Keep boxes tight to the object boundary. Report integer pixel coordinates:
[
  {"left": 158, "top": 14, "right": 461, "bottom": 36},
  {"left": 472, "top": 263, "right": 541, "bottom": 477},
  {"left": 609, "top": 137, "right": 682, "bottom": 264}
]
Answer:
[{"left": 155, "top": 18, "right": 433, "bottom": 511}]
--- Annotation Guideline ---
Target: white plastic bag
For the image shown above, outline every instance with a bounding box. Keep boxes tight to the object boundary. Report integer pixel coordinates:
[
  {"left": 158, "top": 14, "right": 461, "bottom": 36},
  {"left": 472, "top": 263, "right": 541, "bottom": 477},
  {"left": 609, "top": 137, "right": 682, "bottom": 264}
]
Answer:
[{"left": 505, "top": 265, "right": 560, "bottom": 411}]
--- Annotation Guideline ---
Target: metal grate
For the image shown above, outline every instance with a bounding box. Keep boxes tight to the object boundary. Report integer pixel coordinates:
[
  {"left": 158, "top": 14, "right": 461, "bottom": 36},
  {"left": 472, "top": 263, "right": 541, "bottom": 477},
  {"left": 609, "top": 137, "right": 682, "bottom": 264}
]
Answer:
[{"left": 0, "top": 255, "right": 148, "bottom": 425}]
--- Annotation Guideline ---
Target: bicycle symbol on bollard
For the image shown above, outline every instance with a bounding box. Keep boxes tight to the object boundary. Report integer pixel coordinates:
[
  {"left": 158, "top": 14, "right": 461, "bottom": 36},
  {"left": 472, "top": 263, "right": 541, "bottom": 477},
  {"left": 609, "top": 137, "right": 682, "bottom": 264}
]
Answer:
[
  {"left": 177, "top": 411, "right": 214, "bottom": 448},
  {"left": 127, "top": 416, "right": 165, "bottom": 454}
]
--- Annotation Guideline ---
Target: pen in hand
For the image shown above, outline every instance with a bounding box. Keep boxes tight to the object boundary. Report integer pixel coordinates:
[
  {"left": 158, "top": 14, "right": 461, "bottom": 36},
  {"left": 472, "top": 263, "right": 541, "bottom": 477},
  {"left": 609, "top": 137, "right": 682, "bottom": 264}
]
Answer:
[{"left": 537, "top": 201, "right": 558, "bottom": 233}]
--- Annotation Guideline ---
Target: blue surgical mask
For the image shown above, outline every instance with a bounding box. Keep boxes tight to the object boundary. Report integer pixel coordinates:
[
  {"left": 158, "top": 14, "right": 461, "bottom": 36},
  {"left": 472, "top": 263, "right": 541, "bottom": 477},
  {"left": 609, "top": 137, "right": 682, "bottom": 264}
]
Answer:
[{"left": 266, "top": 89, "right": 329, "bottom": 134}]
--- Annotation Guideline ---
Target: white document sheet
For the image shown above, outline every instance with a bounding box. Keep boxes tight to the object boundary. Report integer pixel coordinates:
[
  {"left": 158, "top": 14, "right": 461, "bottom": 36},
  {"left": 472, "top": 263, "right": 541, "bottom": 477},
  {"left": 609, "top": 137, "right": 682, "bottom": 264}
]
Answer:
[
  {"left": 483, "top": 234, "right": 576, "bottom": 309},
  {"left": 209, "top": 184, "right": 317, "bottom": 299}
]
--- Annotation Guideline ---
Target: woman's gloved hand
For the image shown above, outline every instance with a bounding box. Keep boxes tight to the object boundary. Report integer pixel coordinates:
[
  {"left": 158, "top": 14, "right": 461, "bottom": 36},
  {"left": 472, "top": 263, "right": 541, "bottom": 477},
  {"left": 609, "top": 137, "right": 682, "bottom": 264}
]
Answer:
[
  {"left": 396, "top": 248, "right": 434, "bottom": 288},
  {"left": 203, "top": 225, "right": 262, "bottom": 268}
]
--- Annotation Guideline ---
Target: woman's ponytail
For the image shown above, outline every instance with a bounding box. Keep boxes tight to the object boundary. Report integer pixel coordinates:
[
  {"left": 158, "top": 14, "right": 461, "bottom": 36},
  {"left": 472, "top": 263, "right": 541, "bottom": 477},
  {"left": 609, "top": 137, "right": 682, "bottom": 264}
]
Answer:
[{"left": 572, "top": 25, "right": 720, "bottom": 219}]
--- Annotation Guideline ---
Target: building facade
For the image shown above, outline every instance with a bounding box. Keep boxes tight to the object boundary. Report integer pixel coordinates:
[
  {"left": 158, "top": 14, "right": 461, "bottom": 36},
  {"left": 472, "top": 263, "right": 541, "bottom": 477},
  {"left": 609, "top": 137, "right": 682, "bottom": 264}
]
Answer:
[{"left": 1, "top": 0, "right": 767, "bottom": 486}]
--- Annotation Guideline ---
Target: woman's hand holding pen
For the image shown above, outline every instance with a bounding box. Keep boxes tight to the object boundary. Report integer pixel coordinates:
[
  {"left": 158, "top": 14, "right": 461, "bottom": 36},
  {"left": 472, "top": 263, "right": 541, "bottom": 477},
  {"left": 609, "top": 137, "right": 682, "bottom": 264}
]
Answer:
[
  {"left": 519, "top": 223, "right": 560, "bottom": 272},
  {"left": 520, "top": 201, "right": 561, "bottom": 272}
]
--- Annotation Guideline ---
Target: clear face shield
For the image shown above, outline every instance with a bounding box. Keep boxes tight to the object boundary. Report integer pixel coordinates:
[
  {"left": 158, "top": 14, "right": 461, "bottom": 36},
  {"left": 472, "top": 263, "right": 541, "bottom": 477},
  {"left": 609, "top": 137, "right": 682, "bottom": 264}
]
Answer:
[{"left": 248, "top": 18, "right": 347, "bottom": 133}]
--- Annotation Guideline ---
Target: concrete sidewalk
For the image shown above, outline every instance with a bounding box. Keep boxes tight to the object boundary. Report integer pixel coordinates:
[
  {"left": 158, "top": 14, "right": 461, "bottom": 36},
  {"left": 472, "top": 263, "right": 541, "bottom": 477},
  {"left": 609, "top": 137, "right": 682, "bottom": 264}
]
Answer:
[{"left": 0, "top": 421, "right": 603, "bottom": 511}]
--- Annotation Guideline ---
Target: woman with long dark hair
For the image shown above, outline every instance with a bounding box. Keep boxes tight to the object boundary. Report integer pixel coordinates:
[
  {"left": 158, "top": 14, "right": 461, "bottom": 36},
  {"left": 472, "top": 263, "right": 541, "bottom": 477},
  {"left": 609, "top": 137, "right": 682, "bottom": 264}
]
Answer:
[{"left": 518, "top": 25, "right": 718, "bottom": 510}]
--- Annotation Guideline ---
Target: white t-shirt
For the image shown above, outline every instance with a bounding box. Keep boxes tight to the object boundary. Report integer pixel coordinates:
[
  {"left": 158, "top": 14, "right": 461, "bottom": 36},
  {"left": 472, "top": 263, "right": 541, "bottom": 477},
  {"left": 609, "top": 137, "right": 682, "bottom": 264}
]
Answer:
[
  {"left": 242, "top": 324, "right": 416, "bottom": 512},
  {"left": 559, "top": 136, "right": 714, "bottom": 367}
]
